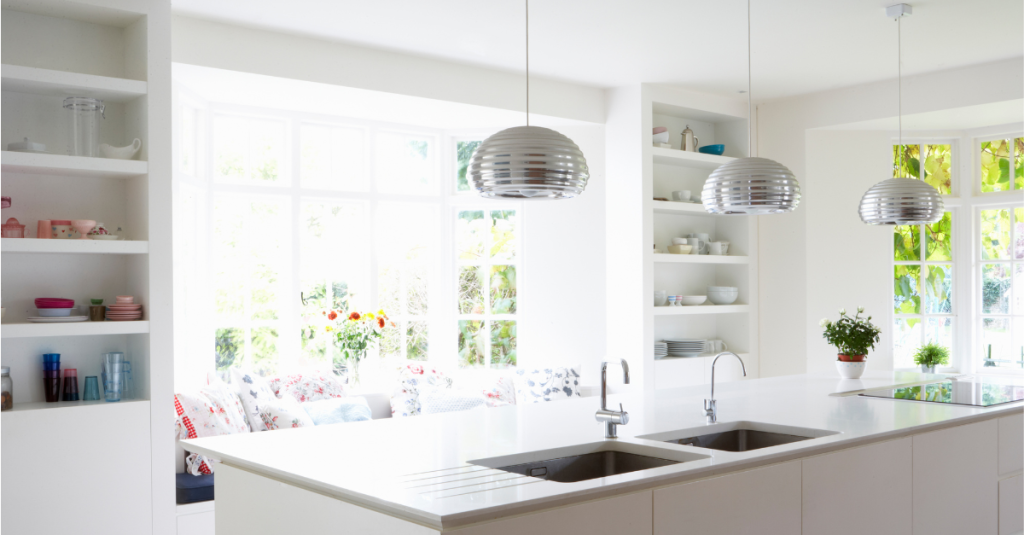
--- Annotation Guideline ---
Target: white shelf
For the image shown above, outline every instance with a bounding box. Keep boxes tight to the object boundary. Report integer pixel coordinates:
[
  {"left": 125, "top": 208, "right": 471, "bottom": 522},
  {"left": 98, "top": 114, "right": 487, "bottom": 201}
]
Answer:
[
  {"left": 652, "top": 146, "right": 734, "bottom": 170},
  {"left": 653, "top": 305, "right": 750, "bottom": 316},
  {"left": 652, "top": 200, "right": 711, "bottom": 215},
  {"left": 655, "top": 352, "right": 750, "bottom": 363},
  {"left": 1, "top": 151, "right": 147, "bottom": 178},
  {"left": 1, "top": 64, "right": 147, "bottom": 102},
  {"left": 1, "top": 398, "right": 148, "bottom": 414},
  {"left": 2, "top": 238, "right": 148, "bottom": 254},
  {"left": 1, "top": 321, "right": 149, "bottom": 338},
  {"left": 653, "top": 253, "right": 749, "bottom": 265}
]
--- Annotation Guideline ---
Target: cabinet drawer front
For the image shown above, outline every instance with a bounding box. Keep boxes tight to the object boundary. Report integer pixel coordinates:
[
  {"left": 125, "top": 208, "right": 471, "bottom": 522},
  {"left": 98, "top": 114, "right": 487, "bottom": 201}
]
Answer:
[{"left": 999, "top": 414, "right": 1024, "bottom": 477}]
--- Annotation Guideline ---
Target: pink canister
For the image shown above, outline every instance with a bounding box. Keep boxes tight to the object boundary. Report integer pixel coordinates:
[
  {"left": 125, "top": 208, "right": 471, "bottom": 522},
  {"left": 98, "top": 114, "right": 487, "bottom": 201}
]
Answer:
[
  {"left": 51, "top": 220, "right": 74, "bottom": 239},
  {"left": 37, "top": 220, "right": 51, "bottom": 239}
]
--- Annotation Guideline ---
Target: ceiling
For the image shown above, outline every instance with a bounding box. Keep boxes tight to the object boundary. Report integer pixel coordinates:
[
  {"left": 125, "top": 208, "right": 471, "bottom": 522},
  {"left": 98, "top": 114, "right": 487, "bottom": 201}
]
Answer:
[{"left": 172, "top": 0, "right": 1024, "bottom": 101}]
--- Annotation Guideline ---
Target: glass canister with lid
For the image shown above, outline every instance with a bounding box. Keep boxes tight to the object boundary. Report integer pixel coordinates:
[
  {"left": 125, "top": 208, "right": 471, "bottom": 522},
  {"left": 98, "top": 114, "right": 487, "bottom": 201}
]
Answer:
[
  {"left": 1, "top": 366, "right": 13, "bottom": 411},
  {"left": 63, "top": 97, "right": 105, "bottom": 157}
]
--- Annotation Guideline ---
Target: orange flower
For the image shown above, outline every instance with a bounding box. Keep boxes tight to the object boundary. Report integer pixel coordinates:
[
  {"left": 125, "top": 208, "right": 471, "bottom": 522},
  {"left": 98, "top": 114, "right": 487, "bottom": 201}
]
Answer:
[
  {"left": 390, "top": 321, "right": 397, "bottom": 327},
  {"left": 348, "top": 312, "right": 361, "bottom": 321},
  {"left": 327, "top": 311, "right": 338, "bottom": 321},
  {"left": 378, "top": 317, "right": 385, "bottom": 328}
]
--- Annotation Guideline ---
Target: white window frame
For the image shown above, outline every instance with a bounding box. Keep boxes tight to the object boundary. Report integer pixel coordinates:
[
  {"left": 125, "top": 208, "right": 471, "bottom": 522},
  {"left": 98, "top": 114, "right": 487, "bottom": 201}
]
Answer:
[{"left": 172, "top": 90, "right": 523, "bottom": 381}]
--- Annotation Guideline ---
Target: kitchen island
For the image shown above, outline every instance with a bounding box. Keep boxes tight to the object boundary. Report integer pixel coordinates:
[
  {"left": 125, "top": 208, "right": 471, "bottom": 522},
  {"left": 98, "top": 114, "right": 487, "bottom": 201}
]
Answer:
[{"left": 185, "top": 372, "right": 1024, "bottom": 534}]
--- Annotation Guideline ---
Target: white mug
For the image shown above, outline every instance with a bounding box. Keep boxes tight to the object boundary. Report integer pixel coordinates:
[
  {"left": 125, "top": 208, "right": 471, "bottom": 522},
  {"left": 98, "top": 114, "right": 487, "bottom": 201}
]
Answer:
[
  {"left": 685, "top": 237, "right": 704, "bottom": 254},
  {"left": 720, "top": 241, "right": 730, "bottom": 255},
  {"left": 672, "top": 190, "right": 692, "bottom": 202},
  {"left": 687, "top": 233, "right": 710, "bottom": 254},
  {"left": 707, "top": 340, "right": 729, "bottom": 353},
  {"left": 708, "top": 242, "right": 724, "bottom": 255}
]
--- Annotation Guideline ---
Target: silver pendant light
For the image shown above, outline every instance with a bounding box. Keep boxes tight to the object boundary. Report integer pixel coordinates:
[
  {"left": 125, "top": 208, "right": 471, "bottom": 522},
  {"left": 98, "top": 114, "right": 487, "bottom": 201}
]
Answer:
[
  {"left": 859, "top": 4, "right": 943, "bottom": 225},
  {"left": 702, "top": 0, "right": 801, "bottom": 215},
  {"left": 468, "top": 0, "right": 589, "bottom": 199}
]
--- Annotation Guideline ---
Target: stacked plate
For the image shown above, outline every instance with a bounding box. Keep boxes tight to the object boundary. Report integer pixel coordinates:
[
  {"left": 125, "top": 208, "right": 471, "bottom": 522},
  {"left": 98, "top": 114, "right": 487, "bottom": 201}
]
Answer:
[
  {"left": 29, "top": 297, "right": 88, "bottom": 323},
  {"left": 107, "top": 296, "right": 142, "bottom": 321},
  {"left": 664, "top": 339, "right": 706, "bottom": 357},
  {"left": 654, "top": 342, "right": 668, "bottom": 360}
]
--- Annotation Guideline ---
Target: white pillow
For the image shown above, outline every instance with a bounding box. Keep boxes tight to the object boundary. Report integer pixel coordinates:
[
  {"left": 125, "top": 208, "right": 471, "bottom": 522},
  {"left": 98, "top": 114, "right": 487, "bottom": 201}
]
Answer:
[
  {"left": 513, "top": 366, "right": 582, "bottom": 403},
  {"left": 420, "top": 388, "right": 487, "bottom": 415},
  {"left": 231, "top": 369, "right": 314, "bottom": 432}
]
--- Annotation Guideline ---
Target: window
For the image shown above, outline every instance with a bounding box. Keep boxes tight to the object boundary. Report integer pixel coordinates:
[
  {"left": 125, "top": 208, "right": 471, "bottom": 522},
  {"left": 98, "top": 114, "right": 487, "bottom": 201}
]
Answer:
[
  {"left": 979, "top": 137, "right": 1024, "bottom": 193},
  {"left": 978, "top": 207, "right": 1024, "bottom": 368},
  {"left": 893, "top": 212, "right": 955, "bottom": 368},
  {"left": 174, "top": 94, "right": 520, "bottom": 385},
  {"left": 893, "top": 143, "right": 953, "bottom": 194},
  {"left": 455, "top": 209, "right": 519, "bottom": 368}
]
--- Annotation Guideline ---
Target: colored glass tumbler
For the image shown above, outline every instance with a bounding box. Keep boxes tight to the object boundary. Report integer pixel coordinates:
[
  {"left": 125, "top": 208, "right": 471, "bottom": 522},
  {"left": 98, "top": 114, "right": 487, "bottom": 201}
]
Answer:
[
  {"left": 83, "top": 376, "right": 100, "bottom": 401},
  {"left": 42, "top": 353, "right": 60, "bottom": 363},
  {"left": 44, "top": 377, "right": 60, "bottom": 402},
  {"left": 62, "top": 369, "right": 79, "bottom": 401}
]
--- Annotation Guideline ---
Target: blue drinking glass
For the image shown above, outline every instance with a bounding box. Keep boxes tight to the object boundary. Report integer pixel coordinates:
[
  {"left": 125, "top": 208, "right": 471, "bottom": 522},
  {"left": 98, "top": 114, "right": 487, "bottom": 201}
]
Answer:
[{"left": 83, "top": 376, "right": 100, "bottom": 401}]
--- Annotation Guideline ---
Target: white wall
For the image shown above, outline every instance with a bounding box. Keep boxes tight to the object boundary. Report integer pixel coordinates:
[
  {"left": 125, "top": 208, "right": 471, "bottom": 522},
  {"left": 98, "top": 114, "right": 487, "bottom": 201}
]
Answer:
[{"left": 757, "top": 58, "right": 1024, "bottom": 376}]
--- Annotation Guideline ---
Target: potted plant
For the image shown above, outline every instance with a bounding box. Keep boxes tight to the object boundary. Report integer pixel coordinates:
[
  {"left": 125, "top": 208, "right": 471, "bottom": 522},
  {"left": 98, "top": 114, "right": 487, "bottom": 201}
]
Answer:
[
  {"left": 324, "top": 309, "right": 392, "bottom": 384},
  {"left": 820, "top": 307, "right": 882, "bottom": 379},
  {"left": 913, "top": 342, "right": 950, "bottom": 373}
]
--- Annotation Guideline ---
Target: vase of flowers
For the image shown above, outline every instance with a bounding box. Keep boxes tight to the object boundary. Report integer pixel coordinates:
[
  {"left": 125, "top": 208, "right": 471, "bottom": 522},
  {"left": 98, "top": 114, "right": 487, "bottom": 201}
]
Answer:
[
  {"left": 324, "top": 309, "right": 391, "bottom": 384},
  {"left": 820, "top": 307, "right": 882, "bottom": 379},
  {"left": 913, "top": 342, "right": 950, "bottom": 374}
]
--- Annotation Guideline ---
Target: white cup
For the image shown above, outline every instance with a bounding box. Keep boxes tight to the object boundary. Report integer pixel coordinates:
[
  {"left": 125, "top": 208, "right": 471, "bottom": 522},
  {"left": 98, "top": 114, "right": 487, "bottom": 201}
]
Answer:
[
  {"left": 654, "top": 290, "right": 668, "bottom": 306},
  {"left": 708, "top": 242, "right": 724, "bottom": 255},
  {"left": 685, "top": 238, "right": 703, "bottom": 254},
  {"left": 707, "top": 340, "right": 729, "bottom": 353},
  {"left": 672, "top": 190, "right": 692, "bottom": 202},
  {"left": 720, "top": 241, "right": 730, "bottom": 254}
]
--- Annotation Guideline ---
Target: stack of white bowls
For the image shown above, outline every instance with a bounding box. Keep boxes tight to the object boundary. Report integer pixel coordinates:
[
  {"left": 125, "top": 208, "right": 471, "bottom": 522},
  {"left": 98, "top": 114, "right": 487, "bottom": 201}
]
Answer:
[{"left": 707, "top": 286, "right": 739, "bottom": 305}]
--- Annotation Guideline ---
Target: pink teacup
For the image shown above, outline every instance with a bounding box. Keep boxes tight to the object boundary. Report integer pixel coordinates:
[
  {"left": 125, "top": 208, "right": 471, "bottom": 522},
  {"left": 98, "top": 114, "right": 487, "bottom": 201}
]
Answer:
[
  {"left": 115, "top": 295, "right": 134, "bottom": 304},
  {"left": 72, "top": 220, "right": 96, "bottom": 240}
]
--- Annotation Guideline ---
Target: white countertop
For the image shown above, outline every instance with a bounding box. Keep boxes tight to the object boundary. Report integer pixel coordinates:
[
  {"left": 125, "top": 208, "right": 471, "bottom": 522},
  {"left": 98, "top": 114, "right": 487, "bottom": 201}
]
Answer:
[{"left": 184, "top": 371, "right": 1024, "bottom": 530}]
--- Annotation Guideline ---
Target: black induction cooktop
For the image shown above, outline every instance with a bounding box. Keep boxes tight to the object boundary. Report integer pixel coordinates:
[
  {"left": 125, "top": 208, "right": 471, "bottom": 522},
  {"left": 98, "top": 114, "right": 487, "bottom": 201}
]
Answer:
[{"left": 859, "top": 375, "right": 1024, "bottom": 407}]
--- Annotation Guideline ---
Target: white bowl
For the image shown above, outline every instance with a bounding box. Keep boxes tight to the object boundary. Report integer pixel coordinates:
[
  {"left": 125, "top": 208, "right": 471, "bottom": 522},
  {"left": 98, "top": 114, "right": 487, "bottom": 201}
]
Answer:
[
  {"left": 706, "top": 289, "right": 739, "bottom": 305},
  {"left": 654, "top": 291, "right": 668, "bottom": 306},
  {"left": 707, "top": 286, "right": 738, "bottom": 292},
  {"left": 667, "top": 244, "right": 692, "bottom": 254},
  {"left": 653, "top": 131, "right": 670, "bottom": 144},
  {"left": 677, "top": 296, "right": 707, "bottom": 306},
  {"left": 671, "top": 237, "right": 689, "bottom": 245},
  {"left": 37, "top": 308, "right": 73, "bottom": 317}
]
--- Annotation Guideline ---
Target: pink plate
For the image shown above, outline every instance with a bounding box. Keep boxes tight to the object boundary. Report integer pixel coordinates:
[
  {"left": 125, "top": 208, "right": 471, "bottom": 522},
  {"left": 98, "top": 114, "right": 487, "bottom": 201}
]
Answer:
[{"left": 107, "top": 305, "right": 142, "bottom": 310}]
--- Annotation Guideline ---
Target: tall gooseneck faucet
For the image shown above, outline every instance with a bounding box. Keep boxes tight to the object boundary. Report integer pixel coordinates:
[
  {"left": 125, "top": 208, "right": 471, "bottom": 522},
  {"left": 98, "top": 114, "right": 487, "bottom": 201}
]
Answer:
[
  {"left": 704, "top": 352, "right": 746, "bottom": 423},
  {"left": 595, "top": 359, "right": 630, "bottom": 438}
]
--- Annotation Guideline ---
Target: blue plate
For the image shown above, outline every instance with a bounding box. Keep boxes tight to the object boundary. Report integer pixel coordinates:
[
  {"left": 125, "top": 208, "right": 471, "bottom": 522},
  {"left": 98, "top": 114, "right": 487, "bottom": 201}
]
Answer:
[{"left": 698, "top": 144, "right": 725, "bottom": 155}]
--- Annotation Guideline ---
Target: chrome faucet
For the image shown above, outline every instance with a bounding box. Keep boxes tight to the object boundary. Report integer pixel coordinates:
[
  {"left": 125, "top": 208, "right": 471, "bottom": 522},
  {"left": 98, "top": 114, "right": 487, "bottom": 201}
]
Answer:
[
  {"left": 595, "top": 359, "right": 630, "bottom": 438},
  {"left": 704, "top": 352, "right": 747, "bottom": 424}
]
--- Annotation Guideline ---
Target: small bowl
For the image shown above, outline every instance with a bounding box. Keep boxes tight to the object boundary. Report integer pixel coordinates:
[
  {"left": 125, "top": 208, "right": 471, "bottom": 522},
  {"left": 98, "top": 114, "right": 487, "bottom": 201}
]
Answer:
[
  {"left": 116, "top": 295, "right": 134, "bottom": 304},
  {"left": 668, "top": 244, "right": 693, "bottom": 255},
  {"left": 707, "top": 288, "right": 739, "bottom": 305},
  {"left": 37, "top": 308, "right": 73, "bottom": 317},
  {"left": 671, "top": 237, "right": 689, "bottom": 245},
  {"left": 71, "top": 220, "right": 96, "bottom": 239},
  {"left": 698, "top": 144, "right": 725, "bottom": 155},
  {"left": 653, "top": 131, "right": 670, "bottom": 144},
  {"left": 678, "top": 296, "right": 707, "bottom": 306}
]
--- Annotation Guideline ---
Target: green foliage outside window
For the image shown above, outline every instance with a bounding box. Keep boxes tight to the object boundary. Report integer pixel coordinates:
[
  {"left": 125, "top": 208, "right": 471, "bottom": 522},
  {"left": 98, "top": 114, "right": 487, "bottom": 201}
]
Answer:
[
  {"left": 893, "top": 144, "right": 950, "bottom": 194},
  {"left": 980, "top": 139, "right": 1011, "bottom": 192},
  {"left": 456, "top": 141, "right": 481, "bottom": 192}
]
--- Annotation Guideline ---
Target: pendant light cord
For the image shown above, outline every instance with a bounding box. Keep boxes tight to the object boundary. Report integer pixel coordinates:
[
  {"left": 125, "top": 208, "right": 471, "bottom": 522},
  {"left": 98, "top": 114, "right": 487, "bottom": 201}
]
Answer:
[
  {"left": 525, "top": 0, "right": 530, "bottom": 127},
  {"left": 747, "top": 0, "right": 752, "bottom": 157},
  {"left": 897, "top": 14, "right": 903, "bottom": 177}
]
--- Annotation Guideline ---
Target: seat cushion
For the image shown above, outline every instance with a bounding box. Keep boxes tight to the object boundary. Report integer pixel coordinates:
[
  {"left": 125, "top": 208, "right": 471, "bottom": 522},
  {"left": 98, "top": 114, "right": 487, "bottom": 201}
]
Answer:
[
  {"left": 513, "top": 366, "right": 582, "bottom": 403},
  {"left": 231, "top": 369, "right": 314, "bottom": 432},
  {"left": 174, "top": 377, "right": 249, "bottom": 474},
  {"left": 267, "top": 370, "right": 347, "bottom": 403},
  {"left": 302, "top": 397, "right": 372, "bottom": 425},
  {"left": 176, "top": 473, "right": 214, "bottom": 504}
]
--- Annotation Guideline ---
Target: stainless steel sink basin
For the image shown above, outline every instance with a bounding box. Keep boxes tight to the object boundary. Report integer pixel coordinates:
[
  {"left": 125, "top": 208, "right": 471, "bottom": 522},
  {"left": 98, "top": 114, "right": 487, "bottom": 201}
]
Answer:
[
  {"left": 494, "top": 451, "right": 679, "bottom": 483},
  {"left": 638, "top": 421, "right": 839, "bottom": 453},
  {"left": 470, "top": 441, "right": 709, "bottom": 483}
]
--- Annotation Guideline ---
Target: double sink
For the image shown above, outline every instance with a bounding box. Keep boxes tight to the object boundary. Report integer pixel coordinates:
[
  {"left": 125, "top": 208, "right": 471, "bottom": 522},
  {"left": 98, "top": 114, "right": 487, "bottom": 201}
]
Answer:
[{"left": 471, "top": 422, "right": 838, "bottom": 484}]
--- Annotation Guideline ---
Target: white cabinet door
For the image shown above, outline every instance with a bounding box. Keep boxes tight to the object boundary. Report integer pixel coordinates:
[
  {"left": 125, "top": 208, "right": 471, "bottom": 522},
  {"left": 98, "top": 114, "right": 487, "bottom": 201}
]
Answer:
[
  {"left": 802, "top": 437, "right": 912, "bottom": 535},
  {"left": 653, "top": 460, "right": 801, "bottom": 535},
  {"left": 999, "top": 474, "right": 1023, "bottom": 535},
  {"left": 913, "top": 419, "right": 998, "bottom": 535},
  {"left": 450, "top": 489, "right": 653, "bottom": 535},
  {"left": 1, "top": 402, "right": 153, "bottom": 535},
  {"left": 998, "top": 413, "right": 1023, "bottom": 477}
]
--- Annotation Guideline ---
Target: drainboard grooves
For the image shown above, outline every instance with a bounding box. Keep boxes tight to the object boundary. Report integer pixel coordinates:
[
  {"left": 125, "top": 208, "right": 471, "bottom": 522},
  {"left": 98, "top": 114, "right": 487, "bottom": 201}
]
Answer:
[
  {"left": 403, "top": 470, "right": 520, "bottom": 489},
  {"left": 431, "top": 478, "right": 545, "bottom": 499},
  {"left": 414, "top": 473, "right": 528, "bottom": 493},
  {"left": 398, "top": 465, "right": 494, "bottom": 480}
]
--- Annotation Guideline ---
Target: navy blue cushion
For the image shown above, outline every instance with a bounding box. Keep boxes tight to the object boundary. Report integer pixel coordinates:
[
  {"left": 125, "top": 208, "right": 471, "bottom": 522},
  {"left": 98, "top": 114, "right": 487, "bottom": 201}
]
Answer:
[{"left": 176, "top": 473, "right": 214, "bottom": 504}]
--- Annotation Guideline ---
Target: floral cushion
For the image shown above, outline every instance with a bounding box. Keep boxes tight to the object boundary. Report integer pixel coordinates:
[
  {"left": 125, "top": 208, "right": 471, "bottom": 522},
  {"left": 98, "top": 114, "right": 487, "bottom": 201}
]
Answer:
[
  {"left": 482, "top": 375, "right": 517, "bottom": 407},
  {"left": 174, "top": 378, "right": 249, "bottom": 474},
  {"left": 231, "top": 368, "right": 314, "bottom": 432},
  {"left": 267, "top": 370, "right": 347, "bottom": 403},
  {"left": 390, "top": 363, "right": 453, "bottom": 417},
  {"left": 513, "top": 366, "right": 582, "bottom": 403}
]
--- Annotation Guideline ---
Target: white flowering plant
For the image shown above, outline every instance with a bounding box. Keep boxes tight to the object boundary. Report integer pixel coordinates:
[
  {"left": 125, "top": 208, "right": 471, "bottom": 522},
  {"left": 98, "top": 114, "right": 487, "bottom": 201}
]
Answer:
[{"left": 820, "top": 307, "right": 882, "bottom": 359}]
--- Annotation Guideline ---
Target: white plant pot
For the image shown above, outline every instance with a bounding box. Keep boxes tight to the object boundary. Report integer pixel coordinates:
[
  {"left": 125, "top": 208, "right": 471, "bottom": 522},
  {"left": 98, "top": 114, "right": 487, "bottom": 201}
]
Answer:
[{"left": 836, "top": 360, "right": 866, "bottom": 379}]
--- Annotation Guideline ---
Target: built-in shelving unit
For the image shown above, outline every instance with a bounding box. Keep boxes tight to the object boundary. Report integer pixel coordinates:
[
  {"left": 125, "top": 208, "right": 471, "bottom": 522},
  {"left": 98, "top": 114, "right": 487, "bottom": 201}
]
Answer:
[
  {"left": 1, "top": 0, "right": 172, "bottom": 532},
  {"left": 606, "top": 84, "right": 758, "bottom": 392},
  {"left": 2, "top": 321, "right": 150, "bottom": 338},
  {"left": 1, "top": 150, "right": 148, "bottom": 177},
  {"left": 1, "top": 238, "right": 148, "bottom": 254}
]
